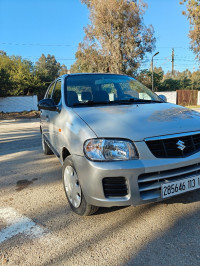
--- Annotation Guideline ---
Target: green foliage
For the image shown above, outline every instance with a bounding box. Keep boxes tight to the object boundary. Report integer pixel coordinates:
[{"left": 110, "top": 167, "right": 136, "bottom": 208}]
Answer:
[
  {"left": 34, "top": 54, "right": 62, "bottom": 98},
  {"left": 0, "top": 51, "right": 67, "bottom": 98},
  {"left": 136, "top": 69, "right": 151, "bottom": 88},
  {"left": 35, "top": 54, "right": 61, "bottom": 82},
  {"left": 136, "top": 67, "right": 164, "bottom": 90},
  {"left": 136, "top": 67, "right": 200, "bottom": 91},
  {"left": 0, "top": 68, "right": 12, "bottom": 96},
  {"left": 159, "top": 79, "right": 181, "bottom": 91}
]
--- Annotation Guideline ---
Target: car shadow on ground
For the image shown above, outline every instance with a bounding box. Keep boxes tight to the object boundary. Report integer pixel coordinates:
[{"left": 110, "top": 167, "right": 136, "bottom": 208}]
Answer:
[{"left": 95, "top": 189, "right": 200, "bottom": 216}]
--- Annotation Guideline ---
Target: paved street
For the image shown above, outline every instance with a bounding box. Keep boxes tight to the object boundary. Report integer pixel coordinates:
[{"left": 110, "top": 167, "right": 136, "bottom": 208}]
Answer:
[{"left": 0, "top": 119, "right": 200, "bottom": 266}]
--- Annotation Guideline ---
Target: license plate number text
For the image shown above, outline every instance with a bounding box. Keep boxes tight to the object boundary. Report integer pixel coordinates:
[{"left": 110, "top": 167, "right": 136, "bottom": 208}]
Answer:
[{"left": 161, "top": 176, "right": 200, "bottom": 199}]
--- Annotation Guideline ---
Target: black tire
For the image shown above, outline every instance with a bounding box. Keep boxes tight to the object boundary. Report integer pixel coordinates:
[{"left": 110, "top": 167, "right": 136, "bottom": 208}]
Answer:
[
  {"left": 42, "top": 134, "right": 53, "bottom": 155},
  {"left": 62, "top": 155, "right": 99, "bottom": 216}
]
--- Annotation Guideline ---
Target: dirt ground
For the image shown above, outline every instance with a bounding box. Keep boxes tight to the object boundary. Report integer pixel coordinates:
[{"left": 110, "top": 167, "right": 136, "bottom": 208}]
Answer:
[{"left": 0, "top": 111, "right": 40, "bottom": 120}]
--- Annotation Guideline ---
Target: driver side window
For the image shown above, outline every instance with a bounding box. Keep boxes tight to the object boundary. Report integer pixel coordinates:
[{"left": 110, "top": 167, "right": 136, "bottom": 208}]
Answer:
[
  {"left": 45, "top": 82, "right": 55, "bottom": 99},
  {"left": 52, "top": 80, "right": 62, "bottom": 105}
]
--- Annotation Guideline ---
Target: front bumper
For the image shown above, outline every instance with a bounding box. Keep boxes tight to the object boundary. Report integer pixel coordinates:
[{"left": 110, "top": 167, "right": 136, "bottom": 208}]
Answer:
[{"left": 73, "top": 151, "right": 200, "bottom": 208}]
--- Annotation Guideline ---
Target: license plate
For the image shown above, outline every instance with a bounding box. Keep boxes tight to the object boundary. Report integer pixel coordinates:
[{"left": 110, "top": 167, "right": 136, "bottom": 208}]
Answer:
[{"left": 161, "top": 176, "right": 200, "bottom": 199}]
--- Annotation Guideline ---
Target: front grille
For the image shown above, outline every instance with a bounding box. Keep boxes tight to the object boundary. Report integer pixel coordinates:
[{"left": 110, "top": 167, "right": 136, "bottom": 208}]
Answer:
[
  {"left": 102, "top": 177, "right": 128, "bottom": 197},
  {"left": 138, "top": 163, "right": 200, "bottom": 201},
  {"left": 146, "top": 133, "right": 200, "bottom": 158}
]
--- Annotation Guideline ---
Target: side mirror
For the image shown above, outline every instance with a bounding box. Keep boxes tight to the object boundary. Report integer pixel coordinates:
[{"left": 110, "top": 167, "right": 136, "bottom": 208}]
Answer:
[
  {"left": 158, "top": 94, "right": 167, "bottom": 102},
  {"left": 38, "top": 98, "right": 57, "bottom": 111}
]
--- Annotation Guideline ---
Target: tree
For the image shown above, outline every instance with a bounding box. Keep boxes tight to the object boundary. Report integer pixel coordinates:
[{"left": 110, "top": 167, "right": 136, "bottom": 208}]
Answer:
[
  {"left": 35, "top": 54, "right": 61, "bottom": 83},
  {"left": 59, "top": 64, "right": 68, "bottom": 75},
  {"left": 71, "top": 43, "right": 108, "bottom": 73},
  {"left": 159, "top": 79, "right": 181, "bottom": 91},
  {"left": 0, "top": 52, "right": 13, "bottom": 96},
  {"left": 72, "top": 0, "right": 156, "bottom": 74},
  {"left": 0, "top": 51, "right": 65, "bottom": 98},
  {"left": 191, "top": 70, "right": 200, "bottom": 89},
  {"left": 180, "top": 0, "right": 200, "bottom": 60},
  {"left": 0, "top": 68, "right": 12, "bottom": 97},
  {"left": 174, "top": 69, "right": 192, "bottom": 89},
  {"left": 10, "top": 57, "right": 34, "bottom": 95},
  {"left": 136, "top": 66, "right": 164, "bottom": 90},
  {"left": 34, "top": 54, "right": 61, "bottom": 97},
  {"left": 136, "top": 69, "right": 152, "bottom": 88},
  {"left": 71, "top": 42, "right": 112, "bottom": 73}
]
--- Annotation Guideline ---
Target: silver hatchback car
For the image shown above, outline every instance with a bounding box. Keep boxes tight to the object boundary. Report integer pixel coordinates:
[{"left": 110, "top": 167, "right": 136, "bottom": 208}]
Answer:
[{"left": 38, "top": 73, "right": 200, "bottom": 215}]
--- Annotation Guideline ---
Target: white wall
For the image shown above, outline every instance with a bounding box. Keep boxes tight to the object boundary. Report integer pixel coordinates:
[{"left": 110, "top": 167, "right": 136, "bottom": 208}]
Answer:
[
  {"left": 198, "top": 91, "right": 200, "bottom": 105},
  {"left": 156, "top": 91, "right": 177, "bottom": 104},
  {"left": 0, "top": 96, "right": 38, "bottom": 113}
]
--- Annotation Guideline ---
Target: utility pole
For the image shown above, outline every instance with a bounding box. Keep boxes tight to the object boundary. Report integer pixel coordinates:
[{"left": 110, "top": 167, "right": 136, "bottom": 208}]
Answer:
[
  {"left": 172, "top": 48, "right": 175, "bottom": 77},
  {"left": 192, "top": 66, "right": 195, "bottom": 90},
  {"left": 151, "top": 52, "right": 159, "bottom": 91}
]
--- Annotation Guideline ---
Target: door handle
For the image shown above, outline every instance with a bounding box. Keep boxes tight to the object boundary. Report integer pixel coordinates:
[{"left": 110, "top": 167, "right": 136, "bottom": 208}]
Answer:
[{"left": 46, "top": 115, "right": 49, "bottom": 122}]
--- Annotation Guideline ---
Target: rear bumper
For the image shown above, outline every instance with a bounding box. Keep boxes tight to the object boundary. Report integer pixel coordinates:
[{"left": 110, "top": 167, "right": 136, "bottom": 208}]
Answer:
[{"left": 73, "top": 152, "right": 200, "bottom": 207}]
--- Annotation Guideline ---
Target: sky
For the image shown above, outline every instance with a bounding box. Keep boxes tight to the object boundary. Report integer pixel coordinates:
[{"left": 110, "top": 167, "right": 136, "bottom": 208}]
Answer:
[{"left": 0, "top": 0, "right": 199, "bottom": 74}]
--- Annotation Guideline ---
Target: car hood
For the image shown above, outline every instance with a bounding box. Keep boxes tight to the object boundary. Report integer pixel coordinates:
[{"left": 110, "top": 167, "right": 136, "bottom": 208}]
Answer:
[{"left": 73, "top": 103, "right": 200, "bottom": 141}]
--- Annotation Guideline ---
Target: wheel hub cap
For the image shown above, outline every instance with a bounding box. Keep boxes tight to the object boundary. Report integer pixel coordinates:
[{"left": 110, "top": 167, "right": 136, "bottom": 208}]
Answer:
[{"left": 64, "top": 166, "right": 81, "bottom": 208}]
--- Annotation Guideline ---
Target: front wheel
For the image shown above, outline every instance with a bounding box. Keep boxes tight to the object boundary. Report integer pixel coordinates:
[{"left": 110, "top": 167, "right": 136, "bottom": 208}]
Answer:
[{"left": 62, "top": 156, "right": 99, "bottom": 216}]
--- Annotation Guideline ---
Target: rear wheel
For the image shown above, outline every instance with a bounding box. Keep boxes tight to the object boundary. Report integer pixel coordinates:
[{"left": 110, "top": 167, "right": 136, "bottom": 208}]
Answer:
[
  {"left": 42, "top": 134, "right": 53, "bottom": 155},
  {"left": 62, "top": 156, "right": 99, "bottom": 216}
]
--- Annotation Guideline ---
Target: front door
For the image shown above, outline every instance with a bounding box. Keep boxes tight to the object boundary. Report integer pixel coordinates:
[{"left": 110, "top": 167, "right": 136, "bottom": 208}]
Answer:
[
  {"left": 40, "top": 81, "right": 55, "bottom": 141},
  {"left": 47, "top": 79, "right": 62, "bottom": 156}
]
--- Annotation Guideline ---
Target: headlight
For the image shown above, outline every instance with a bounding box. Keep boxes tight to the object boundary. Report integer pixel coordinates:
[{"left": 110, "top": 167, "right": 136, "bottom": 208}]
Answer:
[{"left": 84, "top": 139, "right": 138, "bottom": 161}]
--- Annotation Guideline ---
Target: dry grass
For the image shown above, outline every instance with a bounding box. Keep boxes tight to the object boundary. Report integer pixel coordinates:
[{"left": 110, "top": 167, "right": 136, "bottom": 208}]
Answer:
[{"left": 0, "top": 111, "right": 40, "bottom": 120}]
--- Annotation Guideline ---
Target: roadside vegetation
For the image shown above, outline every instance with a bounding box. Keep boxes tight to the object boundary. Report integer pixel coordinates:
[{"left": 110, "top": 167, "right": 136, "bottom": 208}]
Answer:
[
  {"left": 1, "top": 50, "right": 199, "bottom": 97},
  {"left": 0, "top": 51, "right": 68, "bottom": 99},
  {"left": 0, "top": 111, "right": 40, "bottom": 120}
]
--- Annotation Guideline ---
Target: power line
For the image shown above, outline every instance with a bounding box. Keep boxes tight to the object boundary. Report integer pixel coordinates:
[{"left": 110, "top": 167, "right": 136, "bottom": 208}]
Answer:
[
  {"left": 0, "top": 42, "right": 193, "bottom": 49},
  {"left": 23, "top": 56, "right": 75, "bottom": 61},
  {"left": 141, "top": 58, "right": 198, "bottom": 62},
  {"left": 0, "top": 42, "right": 77, "bottom": 47},
  {"left": 156, "top": 46, "right": 192, "bottom": 50}
]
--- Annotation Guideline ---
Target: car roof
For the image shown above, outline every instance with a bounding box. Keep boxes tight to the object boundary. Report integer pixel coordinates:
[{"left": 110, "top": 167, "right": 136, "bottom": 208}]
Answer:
[{"left": 60, "top": 73, "right": 130, "bottom": 79}]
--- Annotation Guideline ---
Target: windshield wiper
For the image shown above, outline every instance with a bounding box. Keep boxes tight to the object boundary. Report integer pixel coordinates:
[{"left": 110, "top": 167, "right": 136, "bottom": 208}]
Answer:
[
  {"left": 114, "top": 98, "right": 162, "bottom": 104},
  {"left": 71, "top": 98, "right": 162, "bottom": 107},
  {"left": 132, "top": 99, "right": 162, "bottom": 103},
  {"left": 72, "top": 100, "right": 110, "bottom": 107}
]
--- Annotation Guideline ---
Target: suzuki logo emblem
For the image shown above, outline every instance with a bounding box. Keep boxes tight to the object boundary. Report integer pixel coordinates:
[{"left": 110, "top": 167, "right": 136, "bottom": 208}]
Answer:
[{"left": 176, "top": 140, "right": 186, "bottom": 151}]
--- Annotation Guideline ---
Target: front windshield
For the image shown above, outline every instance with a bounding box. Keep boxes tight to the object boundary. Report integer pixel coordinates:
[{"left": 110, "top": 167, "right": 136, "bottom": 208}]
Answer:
[{"left": 64, "top": 74, "right": 163, "bottom": 107}]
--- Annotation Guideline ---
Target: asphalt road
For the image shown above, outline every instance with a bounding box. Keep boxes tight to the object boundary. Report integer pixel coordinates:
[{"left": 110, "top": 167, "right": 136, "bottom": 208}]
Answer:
[{"left": 0, "top": 119, "right": 200, "bottom": 266}]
